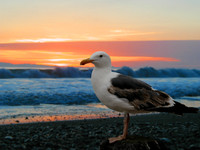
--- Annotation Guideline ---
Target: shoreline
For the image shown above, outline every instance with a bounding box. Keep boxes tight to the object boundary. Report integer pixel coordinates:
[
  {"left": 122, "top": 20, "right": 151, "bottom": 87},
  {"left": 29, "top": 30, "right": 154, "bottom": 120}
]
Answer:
[
  {"left": 0, "top": 113, "right": 200, "bottom": 150},
  {"left": 1, "top": 98, "right": 200, "bottom": 126},
  {"left": 0, "top": 111, "right": 158, "bottom": 125},
  {"left": 0, "top": 113, "right": 122, "bottom": 126}
]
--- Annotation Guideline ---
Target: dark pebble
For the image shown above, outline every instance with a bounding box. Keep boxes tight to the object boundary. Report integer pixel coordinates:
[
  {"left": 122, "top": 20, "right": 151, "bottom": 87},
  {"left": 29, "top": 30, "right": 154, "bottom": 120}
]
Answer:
[{"left": 0, "top": 113, "right": 199, "bottom": 150}]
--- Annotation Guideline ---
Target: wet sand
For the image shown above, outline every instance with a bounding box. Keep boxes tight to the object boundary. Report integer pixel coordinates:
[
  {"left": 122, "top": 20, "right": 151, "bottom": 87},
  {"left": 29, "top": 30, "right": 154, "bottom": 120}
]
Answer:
[{"left": 0, "top": 113, "right": 200, "bottom": 150}]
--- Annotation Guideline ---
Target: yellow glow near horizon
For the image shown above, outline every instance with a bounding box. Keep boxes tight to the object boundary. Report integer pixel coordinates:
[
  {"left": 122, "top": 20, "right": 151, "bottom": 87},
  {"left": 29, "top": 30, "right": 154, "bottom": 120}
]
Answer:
[
  {"left": 0, "top": 50, "right": 180, "bottom": 67},
  {"left": 16, "top": 38, "right": 72, "bottom": 43}
]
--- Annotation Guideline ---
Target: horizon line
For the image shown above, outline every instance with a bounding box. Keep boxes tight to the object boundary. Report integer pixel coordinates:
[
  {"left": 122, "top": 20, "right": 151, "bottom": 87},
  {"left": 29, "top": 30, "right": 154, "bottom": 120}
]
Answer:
[
  {"left": 1, "top": 62, "right": 200, "bottom": 70},
  {"left": 1, "top": 39, "right": 200, "bottom": 44}
]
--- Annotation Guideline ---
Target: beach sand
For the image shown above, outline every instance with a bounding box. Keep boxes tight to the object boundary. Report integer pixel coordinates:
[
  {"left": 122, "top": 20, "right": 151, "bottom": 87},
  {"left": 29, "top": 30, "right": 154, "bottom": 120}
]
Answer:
[{"left": 0, "top": 113, "right": 200, "bottom": 150}]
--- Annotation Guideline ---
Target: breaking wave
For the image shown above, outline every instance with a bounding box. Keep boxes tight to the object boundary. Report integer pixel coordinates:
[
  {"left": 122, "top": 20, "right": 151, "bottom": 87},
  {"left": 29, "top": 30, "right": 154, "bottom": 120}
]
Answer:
[
  {"left": 116, "top": 67, "right": 200, "bottom": 77},
  {"left": 0, "top": 78, "right": 200, "bottom": 106},
  {"left": 1, "top": 67, "right": 200, "bottom": 78}
]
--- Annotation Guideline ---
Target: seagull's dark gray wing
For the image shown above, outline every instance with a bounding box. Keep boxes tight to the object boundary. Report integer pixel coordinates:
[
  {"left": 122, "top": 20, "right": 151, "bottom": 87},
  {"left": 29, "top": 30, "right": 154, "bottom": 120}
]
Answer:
[
  {"left": 111, "top": 74, "right": 152, "bottom": 90},
  {"left": 108, "top": 74, "right": 171, "bottom": 111},
  {"left": 108, "top": 74, "right": 199, "bottom": 114}
]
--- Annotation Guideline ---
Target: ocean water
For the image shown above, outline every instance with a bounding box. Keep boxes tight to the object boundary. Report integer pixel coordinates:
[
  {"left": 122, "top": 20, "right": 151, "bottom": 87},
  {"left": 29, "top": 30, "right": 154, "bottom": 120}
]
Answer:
[
  {"left": 0, "top": 77, "right": 200, "bottom": 124},
  {"left": 1, "top": 66, "right": 200, "bottom": 78},
  {"left": 1, "top": 78, "right": 200, "bottom": 106}
]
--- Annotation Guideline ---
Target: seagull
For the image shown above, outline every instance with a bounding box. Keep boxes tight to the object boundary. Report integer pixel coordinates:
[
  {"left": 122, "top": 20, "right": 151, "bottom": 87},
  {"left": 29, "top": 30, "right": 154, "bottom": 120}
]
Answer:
[{"left": 80, "top": 51, "right": 198, "bottom": 143}]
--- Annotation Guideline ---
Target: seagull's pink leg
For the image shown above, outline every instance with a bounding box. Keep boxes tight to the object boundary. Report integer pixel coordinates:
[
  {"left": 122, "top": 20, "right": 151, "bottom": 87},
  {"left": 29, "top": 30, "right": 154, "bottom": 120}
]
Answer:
[{"left": 109, "top": 113, "right": 130, "bottom": 143}]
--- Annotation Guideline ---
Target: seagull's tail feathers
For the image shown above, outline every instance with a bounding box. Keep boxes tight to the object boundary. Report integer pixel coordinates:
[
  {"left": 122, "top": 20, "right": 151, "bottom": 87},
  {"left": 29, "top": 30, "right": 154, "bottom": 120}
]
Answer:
[{"left": 148, "top": 101, "right": 199, "bottom": 115}]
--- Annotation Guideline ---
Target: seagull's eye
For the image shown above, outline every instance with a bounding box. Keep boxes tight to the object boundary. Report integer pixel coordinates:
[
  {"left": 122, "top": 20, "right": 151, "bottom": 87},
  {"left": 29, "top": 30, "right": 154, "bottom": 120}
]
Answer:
[{"left": 99, "top": 55, "right": 103, "bottom": 58}]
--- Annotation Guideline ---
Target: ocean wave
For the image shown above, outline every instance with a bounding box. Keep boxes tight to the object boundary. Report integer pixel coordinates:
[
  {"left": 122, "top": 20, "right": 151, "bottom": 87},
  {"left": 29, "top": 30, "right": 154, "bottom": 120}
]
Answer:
[
  {"left": 0, "top": 67, "right": 92, "bottom": 78},
  {"left": 1, "top": 67, "right": 200, "bottom": 78},
  {"left": 0, "top": 78, "right": 98, "bottom": 106},
  {"left": 116, "top": 66, "right": 200, "bottom": 77},
  {"left": 0, "top": 78, "right": 200, "bottom": 106}
]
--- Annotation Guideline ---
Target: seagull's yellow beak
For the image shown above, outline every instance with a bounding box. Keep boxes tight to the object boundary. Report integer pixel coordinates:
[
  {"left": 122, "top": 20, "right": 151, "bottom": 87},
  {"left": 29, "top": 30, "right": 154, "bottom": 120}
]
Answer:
[{"left": 80, "top": 58, "right": 94, "bottom": 65}]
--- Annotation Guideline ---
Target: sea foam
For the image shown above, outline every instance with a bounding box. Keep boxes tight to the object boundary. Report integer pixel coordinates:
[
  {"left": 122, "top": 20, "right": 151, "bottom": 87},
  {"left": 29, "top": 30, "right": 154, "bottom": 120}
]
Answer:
[{"left": 0, "top": 78, "right": 200, "bottom": 106}]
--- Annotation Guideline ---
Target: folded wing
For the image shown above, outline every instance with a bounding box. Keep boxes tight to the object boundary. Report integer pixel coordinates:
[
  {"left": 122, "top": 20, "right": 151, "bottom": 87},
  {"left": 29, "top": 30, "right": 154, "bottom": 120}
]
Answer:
[{"left": 108, "top": 74, "right": 173, "bottom": 111}]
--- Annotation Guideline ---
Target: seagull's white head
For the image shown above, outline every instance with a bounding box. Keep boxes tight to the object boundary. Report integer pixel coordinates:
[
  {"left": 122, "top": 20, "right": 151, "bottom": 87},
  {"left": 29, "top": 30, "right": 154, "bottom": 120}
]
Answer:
[{"left": 80, "top": 51, "right": 111, "bottom": 68}]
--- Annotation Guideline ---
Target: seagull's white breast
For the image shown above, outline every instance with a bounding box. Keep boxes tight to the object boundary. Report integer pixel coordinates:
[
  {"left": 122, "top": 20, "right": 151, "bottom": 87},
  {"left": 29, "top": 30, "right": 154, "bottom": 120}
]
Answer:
[{"left": 91, "top": 68, "right": 135, "bottom": 113}]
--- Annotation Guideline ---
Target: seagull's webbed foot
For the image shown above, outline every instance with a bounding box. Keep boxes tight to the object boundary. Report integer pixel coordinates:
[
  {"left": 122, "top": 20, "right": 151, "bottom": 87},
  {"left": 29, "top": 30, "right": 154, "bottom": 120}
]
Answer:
[
  {"left": 108, "top": 113, "right": 130, "bottom": 143},
  {"left": 109, "top": 135, "right": 126, "bottom": 143}
]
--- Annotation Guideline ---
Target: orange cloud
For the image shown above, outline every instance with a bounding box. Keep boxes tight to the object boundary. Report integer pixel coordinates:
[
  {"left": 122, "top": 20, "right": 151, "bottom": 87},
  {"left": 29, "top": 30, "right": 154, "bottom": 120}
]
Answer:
[
  {"left": 0, "top": 50, "right": 89, "bottom": 67},
  {"left": 0, "top": 50, "right": 179, "bottom": 67}
]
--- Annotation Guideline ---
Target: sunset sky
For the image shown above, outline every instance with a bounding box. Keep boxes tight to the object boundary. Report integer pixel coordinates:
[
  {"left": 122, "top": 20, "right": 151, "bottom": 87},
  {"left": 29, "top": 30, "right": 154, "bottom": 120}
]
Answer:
[{"left": 0, "top": 0, "right": 200, "bottom": 68}]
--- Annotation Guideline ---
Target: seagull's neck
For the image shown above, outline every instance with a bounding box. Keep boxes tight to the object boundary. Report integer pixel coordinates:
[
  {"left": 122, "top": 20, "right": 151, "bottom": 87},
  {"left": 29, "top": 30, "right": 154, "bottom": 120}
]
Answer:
[
  {"left": 92, "top": 66, "right": 112, "bottom": 79},
  {"left": 94, "top": 66, "right": 111, "bottom": 73}
]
